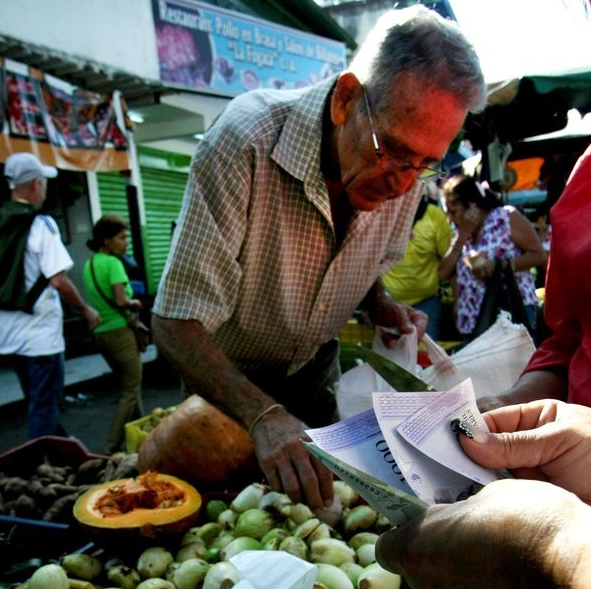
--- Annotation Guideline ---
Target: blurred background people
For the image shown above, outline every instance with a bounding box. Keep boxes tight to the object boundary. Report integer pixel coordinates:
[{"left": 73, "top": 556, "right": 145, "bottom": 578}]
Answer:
[
  {"left": 0, "top": 152, "right": 100, "bottom": 438},
  {"left": 479, "top": 142, "right": 591, "bottom": 412},
  {"left": 382, "top": 181, "right": 453, "bottom": 340},
  {"left": 83, "top": 214, "right": 144, "bottom": 454},
  {"left": 439, "top": 175, "right": 547, "bottom": 340}
]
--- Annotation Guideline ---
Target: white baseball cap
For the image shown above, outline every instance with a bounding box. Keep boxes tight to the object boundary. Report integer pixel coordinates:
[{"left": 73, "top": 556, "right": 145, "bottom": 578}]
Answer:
[{"left": 4, "top": 152, "right": 58, "bottom": 189}]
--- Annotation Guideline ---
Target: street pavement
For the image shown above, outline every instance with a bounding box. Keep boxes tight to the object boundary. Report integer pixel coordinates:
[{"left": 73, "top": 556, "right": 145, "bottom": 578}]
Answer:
[{"left": 0, "top": 350, "right": 183, "bottom": 456}]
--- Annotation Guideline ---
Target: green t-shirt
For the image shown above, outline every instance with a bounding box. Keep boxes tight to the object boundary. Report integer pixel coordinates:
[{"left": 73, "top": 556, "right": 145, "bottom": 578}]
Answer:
[{"left": 83, "top": 252, "right": 133, "bottom": 333}]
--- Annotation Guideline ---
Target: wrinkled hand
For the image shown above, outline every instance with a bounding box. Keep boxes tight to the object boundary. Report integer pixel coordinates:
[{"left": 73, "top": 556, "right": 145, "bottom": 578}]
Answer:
[
  {"left": 461, "top": 400, "right": 591, "bottom": 503},
  {"left": 376, "top": 478, "right": 591, "bottom": 589},
  {"left": 84, "top": 306, "right": 101, "bottom": 328},
  {"left": 373, "top": 298, "right": 428, "bottom": 346},
  {"left": 249, "top": 410, "right": 333, "bottom": 510}
]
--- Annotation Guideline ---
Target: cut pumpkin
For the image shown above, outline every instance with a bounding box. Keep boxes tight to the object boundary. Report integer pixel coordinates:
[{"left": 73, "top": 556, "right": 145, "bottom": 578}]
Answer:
[{"left": 73, "top": 472, "right": 201, "bottom": 549}]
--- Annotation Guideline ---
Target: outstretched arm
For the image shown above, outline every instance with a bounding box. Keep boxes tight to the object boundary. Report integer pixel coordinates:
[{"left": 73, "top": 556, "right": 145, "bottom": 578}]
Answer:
[{"left": 151, "top": 314, "right": 334, "bottom": 510}]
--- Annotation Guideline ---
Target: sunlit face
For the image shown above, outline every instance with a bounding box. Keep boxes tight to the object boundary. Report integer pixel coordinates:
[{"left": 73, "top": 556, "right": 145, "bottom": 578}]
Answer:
[
  {"left": 105, "top": 229, "right": 128, "bottom": 257},
  {"left": 333, "top": 75, "right": 467, "bottom": 212}
]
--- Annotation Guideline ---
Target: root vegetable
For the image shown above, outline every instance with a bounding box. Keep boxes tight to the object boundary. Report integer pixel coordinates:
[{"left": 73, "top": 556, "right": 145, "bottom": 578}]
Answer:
[
  {"left": 75, "top": 458, "right": 107, "bottom": 484},
  {"left": 0, "top": 476, "right": 28, "bottom": 498},
  {"left": 113, "top": 453, "right": 140, "bottom": 480},
  {"left": 43, "top": 492, "right": 78, "bottom": 521}
]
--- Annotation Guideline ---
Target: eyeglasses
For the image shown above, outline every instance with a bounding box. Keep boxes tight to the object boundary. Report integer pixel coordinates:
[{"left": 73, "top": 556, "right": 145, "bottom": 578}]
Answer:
[{"left": 361, "top": 86, "right": 445, "bottom": 180}]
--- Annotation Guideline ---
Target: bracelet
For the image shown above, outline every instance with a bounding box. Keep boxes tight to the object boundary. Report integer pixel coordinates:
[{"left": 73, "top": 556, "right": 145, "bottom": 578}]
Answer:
[{"left": 247, "top": 404, "right": 284, "bottom": 436}]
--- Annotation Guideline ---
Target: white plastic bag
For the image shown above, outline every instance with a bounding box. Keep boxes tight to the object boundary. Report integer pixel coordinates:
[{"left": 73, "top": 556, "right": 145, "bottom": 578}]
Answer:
[
  {"left": 230, "top": 550, "right": 317, "bottom": 589},
  {"left": 420, "top": 310, "right": 536, "bottom": 399},
  {"left": 336, "top": 311, "right": 536, "bottom": 420},
  {"left": 336, "top": 327, "right": 417, "bottom": 420}
]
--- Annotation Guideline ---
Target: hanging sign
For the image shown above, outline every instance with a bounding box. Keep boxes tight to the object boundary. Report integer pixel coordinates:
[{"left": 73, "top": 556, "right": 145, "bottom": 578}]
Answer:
[
  {"left": 151, "top": 0, "right": 347, "bottom": 96},
  {"left": 0, "top": 57, "right": 130, "bottom": 171}
]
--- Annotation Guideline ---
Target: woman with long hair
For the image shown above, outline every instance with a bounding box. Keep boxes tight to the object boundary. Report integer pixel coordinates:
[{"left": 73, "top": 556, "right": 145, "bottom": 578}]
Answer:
[
  {"left": 83, "top": 215, "right": 144, "bottom": 454},
  {"left": 439, "top": 176, "right": 547, "bottom": 340}
]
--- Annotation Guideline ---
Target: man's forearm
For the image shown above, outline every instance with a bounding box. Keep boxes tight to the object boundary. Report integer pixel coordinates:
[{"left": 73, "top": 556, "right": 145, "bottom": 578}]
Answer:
[
  {"left": 151, "top": 314, "right": 279, "bottom": 430},
  {"left": 500, "top": 370, "right": 567, "bottom": 405},
  {"left": 50, "top": 272, "right": 91, "bottom": 314}
]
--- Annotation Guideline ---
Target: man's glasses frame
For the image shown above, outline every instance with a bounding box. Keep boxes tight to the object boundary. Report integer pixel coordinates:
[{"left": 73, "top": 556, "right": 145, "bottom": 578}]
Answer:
[{"left": 361, "top": 86, "right": 445, "bottom": 180}]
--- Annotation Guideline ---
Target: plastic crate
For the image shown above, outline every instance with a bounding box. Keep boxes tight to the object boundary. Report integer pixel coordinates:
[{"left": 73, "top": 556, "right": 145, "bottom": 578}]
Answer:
[
  {"left": 338, "top": 320, "right": 374, "bottom": 346},
  {"left": 125, "top": 406, "right": 177, "bottom": 453},
  {"left": 125, "top": 415, "right": 152, "bottom": 454},
  {"left": 0, "top": 436, "right": 107, "bottom": 575}
]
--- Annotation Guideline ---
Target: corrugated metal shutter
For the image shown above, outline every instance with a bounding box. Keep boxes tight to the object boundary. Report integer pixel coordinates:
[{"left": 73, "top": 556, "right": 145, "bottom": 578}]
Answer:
[
  {"left": 95, "top": 171, "right": 136, "bottom": 259},
  {"left": 140, "top": 167, "right": 187, "bottom": 294}
]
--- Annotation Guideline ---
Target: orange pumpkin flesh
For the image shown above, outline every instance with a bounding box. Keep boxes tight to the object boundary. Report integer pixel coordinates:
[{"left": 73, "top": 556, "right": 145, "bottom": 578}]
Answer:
[
  {"left": 73, "top": 472, "right": 201, "bottom": 549},
  {"left": 137, "top": 395, "right": 257, "bottom": 489}
]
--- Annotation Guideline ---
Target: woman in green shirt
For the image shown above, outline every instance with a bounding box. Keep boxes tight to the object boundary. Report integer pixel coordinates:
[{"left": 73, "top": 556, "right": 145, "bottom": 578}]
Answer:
[{"left": 84, "top": 215, "right": 143, "bottom": 454}]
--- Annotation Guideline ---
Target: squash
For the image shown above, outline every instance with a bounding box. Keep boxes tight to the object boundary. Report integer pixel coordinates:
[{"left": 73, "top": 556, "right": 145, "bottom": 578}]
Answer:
[
  {"left": 73, "top": 472, "right": 201, "bottom": 550},
  {"left": 137, "top": 395, "right": 257, "bottom": 489}
]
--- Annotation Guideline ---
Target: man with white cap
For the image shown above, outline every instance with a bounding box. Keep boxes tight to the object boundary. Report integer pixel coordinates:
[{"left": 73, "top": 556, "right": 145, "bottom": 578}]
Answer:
[{"left": 0, "top": 152, "right": 100, "bottom": 439}]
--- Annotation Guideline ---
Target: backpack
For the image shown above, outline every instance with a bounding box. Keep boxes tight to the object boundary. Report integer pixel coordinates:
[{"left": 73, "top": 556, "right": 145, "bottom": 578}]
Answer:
[{"left": 0, "top": 200, "right": 49, "bottom": 313}]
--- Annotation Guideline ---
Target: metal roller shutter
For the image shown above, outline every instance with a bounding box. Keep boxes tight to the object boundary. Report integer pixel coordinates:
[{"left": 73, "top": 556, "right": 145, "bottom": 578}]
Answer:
[
  {"left": 95, "top": 171, "right": 137, "bottom": 259},
  {"left": 139, "top": 166, "right": 187, "bottom": 294}
]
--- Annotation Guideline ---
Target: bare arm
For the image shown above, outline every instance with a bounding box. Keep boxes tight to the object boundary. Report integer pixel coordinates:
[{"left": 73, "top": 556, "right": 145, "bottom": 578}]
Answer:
[
  {"left": 151, "top": 314, "right": 334, "bottom": 510},
  {"left": 49, "top": 270, "right": 100, "bottom": 328},
  {"left": 112, "top": 283, "right": 142, "bottom": 311},
  {"left": 477, "top": 369, "right": 567, "bottom": 412},
  {"left": 508, "top": 209, "right": 548, "bottom": 271}
]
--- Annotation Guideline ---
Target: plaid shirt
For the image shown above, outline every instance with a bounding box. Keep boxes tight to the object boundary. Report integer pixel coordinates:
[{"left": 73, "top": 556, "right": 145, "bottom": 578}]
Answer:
[{"left": 154, "top": 75, "right": 421, "bottom": 375}]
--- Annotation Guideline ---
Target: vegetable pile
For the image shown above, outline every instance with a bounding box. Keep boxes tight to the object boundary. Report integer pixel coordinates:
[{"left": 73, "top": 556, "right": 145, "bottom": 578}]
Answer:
[
  {"left": 17, "top": 479, "right": 405, "bottom": 589},
  {"left": 0, "top": 453, "right": 139, "bottom": 524}
]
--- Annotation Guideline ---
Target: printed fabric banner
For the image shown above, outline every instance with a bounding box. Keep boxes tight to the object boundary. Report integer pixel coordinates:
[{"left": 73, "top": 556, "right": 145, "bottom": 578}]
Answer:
[
  {"left": 0, "top": 58, "right": 130, "bottom": 171},
  {"left": 152, "top": 0, "right": 347, "bottom": 95}
]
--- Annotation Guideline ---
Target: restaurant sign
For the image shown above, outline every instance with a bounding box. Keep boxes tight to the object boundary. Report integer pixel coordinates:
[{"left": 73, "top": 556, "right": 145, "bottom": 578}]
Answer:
[
  {"left": 0, "top": 58, "right": 130, "bottom": 171},
  {"left": 152, "top": 0, "right": 347, "bottom": 96}
]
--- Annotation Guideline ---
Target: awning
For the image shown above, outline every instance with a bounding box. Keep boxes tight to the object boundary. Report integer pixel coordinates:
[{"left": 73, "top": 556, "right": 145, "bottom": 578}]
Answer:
[{"left": 465, "top": 71, "right": 591, "bottom": 151}]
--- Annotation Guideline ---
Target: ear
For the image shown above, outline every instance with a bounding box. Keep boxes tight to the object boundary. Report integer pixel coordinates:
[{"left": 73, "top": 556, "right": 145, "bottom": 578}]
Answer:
[{"left": 331, "top": 72, "right": 362, "bottom": 126}]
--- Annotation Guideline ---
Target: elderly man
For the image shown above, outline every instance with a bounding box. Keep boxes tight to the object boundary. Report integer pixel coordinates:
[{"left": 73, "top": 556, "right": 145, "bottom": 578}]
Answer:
[
  {"left": 152, "top": 6, "right": 487, "bottom": 509},
  {"left": 0, "top": 152, "right": 99, "bottom": 438}
]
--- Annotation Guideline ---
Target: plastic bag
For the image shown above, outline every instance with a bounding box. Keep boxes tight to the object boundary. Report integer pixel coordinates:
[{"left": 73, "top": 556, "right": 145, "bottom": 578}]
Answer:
[
  {"left": 336, "top": 311, "right": 536, "bottom": 419},
  {"left": 336, "top": 327, "right": 418, "bottom": 420},
  {"left": 420, "top": 310, "right": 536, "bottom": 399}
]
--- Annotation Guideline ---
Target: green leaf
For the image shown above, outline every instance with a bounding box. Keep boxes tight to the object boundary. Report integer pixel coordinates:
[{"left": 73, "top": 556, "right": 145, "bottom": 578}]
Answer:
[{"left": 341, "top": 343, "right": 436, "bottom": 392}]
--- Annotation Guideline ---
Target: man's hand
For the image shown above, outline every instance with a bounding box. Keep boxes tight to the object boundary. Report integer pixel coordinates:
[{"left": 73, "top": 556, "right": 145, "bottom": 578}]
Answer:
[
  {"left": 376, "top": 479, "right": 591, "bottom": 589},
  {"left": 248, "top": 409, "right": 333, "bottom": 511},
  {"left": 374, "top": 299, "right": 428, "bottom": 346},
  {"left": 84, "top": 306, "right": 101, "bottom": 329},
  {"left": 461, "top": 400, "right": 591, "bottom": 503}
]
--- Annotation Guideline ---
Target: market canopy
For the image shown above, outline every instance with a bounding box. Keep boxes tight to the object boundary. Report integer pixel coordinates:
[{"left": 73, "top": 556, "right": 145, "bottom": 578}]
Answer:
[{"left": 466, "top": 71, "right": 591, "bottom": 151}]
